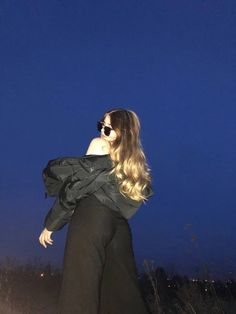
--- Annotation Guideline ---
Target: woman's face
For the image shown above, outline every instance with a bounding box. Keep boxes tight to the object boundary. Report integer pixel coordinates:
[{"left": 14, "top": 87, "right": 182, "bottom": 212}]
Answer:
[{"left": 100, "top": 114, "right": 117, "bottom": 144}]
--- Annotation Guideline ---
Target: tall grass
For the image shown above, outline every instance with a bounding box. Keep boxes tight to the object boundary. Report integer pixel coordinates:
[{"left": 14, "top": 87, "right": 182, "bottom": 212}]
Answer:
[
  {"left": 139, "top": 222, "right": 236, "bottom": 314},
  {"left": 0, "top": 256, "right": 60, "bottom": 314},
  {"left": 0, "top": 255, "right": 235, "bottom": 313}
]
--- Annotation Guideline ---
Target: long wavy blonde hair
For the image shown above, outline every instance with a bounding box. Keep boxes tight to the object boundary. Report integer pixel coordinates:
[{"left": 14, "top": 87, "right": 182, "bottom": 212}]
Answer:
[{"left": 99, "top": 108, "right": 153, "bottom": 203}]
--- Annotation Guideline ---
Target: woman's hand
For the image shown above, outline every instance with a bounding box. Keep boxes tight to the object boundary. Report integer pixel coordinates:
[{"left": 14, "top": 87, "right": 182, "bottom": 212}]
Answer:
[{"left": 39, "top": 228, "right": 54, "bottom": 248}]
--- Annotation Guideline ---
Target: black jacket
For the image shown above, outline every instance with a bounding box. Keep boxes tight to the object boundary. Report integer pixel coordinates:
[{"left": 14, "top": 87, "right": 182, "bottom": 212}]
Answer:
[{"left": 42, "top": 154, "right": 154, "bottom": 231}]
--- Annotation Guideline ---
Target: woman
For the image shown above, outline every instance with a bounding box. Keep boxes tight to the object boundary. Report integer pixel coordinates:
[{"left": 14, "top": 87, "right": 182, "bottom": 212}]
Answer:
[{"left": 39, "top": 108, "right": 154, "bottom": 314}]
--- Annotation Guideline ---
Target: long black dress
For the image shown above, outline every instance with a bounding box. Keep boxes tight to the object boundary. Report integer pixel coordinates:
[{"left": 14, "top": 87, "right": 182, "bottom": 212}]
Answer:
[{"left": 57, "top": 193, "right": 151, "bottom": 314}]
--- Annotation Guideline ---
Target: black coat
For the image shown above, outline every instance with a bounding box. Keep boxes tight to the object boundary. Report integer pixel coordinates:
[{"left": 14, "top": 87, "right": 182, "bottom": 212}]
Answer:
[{"left": 42, "top": 154, "right": 154, "bottom": 231}]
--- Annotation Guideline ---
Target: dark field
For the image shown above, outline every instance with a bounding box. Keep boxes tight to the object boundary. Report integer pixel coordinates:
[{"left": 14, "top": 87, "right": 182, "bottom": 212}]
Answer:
[{"left": 0, "top": 256, "right": 236, "bottom": 314}]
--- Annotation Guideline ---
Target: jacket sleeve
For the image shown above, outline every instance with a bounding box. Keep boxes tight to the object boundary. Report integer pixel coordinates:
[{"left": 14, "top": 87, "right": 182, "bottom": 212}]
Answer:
[
  {"left": 42, "top": 157, "right": 90, "bottom": 198},
  {"left": 43, "top": 166, "right": 110, "bottom": 232}
]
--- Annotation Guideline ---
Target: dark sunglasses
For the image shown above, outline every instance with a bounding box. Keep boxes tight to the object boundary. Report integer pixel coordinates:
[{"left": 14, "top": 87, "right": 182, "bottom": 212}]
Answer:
[{"left": 97, "top": 121, "right": 113, "bottom": 136}]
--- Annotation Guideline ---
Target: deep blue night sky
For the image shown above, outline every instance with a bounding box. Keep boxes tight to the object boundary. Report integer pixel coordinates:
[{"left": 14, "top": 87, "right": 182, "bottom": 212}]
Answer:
[{"left": 0, "top": 0, "right": 235, "bottom": 279}]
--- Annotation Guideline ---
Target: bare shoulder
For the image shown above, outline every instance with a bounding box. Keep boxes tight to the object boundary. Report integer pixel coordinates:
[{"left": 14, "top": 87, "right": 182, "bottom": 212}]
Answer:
[{"left": 85, "top": 137, "right": 110, "bottom": 155}]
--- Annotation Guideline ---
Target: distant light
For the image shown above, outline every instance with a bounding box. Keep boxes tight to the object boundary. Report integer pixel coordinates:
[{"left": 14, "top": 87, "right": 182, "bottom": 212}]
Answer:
[{"left": 40, "top": 273, "right": 44, "bottom": 277}]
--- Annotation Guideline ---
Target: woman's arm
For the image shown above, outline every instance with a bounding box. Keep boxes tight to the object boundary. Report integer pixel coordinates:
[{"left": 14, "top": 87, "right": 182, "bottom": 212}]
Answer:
[{"left": 43, "top": 138, "right": 112, "bottom": 232}]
